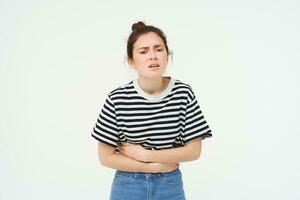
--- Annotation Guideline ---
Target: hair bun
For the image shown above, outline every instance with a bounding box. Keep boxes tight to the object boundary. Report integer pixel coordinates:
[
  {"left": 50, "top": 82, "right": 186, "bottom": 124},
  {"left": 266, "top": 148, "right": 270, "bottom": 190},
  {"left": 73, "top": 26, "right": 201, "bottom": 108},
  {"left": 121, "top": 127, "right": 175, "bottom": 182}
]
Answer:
[{"left": 131, "top": 21, "right": 146, "bottom": 31}]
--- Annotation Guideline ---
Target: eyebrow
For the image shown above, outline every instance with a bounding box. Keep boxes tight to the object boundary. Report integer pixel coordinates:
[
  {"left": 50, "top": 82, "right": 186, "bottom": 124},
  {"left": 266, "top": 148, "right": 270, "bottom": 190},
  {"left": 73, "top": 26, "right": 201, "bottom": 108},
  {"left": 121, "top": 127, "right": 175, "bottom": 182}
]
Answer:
[{"left": 137, "top": 44, "right": 164, "bottom": 51}]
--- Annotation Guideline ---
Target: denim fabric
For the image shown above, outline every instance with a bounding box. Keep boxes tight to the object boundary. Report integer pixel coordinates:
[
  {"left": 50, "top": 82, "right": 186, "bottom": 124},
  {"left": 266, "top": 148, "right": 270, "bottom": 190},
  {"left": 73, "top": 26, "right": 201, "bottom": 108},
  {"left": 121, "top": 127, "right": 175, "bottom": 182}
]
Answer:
[{"left": 110, "top": 168, "right": 186, "bottom": 200}]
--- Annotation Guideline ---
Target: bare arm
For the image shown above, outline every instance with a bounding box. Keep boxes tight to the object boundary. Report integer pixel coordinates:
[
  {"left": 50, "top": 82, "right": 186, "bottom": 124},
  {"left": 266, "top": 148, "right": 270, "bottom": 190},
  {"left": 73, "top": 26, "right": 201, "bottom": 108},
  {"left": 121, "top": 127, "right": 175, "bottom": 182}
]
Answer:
[
  {"left": 97, "top": 142, "right": 178, "bottom": 173},
  {"left": 120, "top": 138, "right": 202, "bottom": 164},
  {"left": 146, "top": 139, "right": 202, "bottom": 164}
]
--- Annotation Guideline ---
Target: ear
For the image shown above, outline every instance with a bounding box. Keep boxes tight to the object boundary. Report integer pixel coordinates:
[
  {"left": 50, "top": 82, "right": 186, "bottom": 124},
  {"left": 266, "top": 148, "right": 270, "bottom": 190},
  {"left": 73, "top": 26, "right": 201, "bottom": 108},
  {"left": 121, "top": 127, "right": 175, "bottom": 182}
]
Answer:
[
  {"left": 166, "top": 54, "right": 169, "bottom": 64},
  {"left": 127, "top": 58, "right": 136, "bottom": 69}
]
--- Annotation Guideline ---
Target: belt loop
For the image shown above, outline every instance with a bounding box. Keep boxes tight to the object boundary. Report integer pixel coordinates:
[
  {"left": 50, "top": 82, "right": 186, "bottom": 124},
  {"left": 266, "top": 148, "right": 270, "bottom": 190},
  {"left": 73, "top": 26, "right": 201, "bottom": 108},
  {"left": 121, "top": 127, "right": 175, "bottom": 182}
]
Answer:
[
  {"left": 145, "top": 174, "right": 149, "bottom": 180},
  {"left": 134, "top": 172, "right": 137, "bottom": 179}
]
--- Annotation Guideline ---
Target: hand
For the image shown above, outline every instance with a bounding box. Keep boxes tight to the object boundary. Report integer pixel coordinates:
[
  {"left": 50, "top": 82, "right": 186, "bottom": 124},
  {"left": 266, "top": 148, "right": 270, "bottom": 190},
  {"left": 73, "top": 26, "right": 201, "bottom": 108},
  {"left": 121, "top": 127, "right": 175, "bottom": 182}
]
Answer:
[
  {"left": 119, "top": 142, "right": 150, "bottom": 162},
  {"left": 148, "top": 162, "right": 179, "bottom": 173}
]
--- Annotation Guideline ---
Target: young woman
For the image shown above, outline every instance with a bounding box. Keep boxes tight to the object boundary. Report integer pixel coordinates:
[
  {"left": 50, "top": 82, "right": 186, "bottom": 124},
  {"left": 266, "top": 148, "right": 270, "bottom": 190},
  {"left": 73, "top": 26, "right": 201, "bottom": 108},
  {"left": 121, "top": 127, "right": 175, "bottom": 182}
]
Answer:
[{"left": 91, "top": 21, "right": 212, "bottom": 200}]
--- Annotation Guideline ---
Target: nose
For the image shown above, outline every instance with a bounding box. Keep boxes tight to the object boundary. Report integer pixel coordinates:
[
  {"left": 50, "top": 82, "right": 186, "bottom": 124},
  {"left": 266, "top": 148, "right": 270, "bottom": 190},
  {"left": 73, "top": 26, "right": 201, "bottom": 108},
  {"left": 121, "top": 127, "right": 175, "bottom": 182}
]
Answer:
[{"left": 149, "top": 50, "right": 157, "bottom": 60}]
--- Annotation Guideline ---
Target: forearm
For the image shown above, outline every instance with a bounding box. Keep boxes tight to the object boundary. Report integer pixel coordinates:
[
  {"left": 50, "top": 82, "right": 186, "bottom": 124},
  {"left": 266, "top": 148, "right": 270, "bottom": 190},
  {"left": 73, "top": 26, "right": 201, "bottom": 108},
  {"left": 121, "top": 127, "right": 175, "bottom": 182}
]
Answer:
[
  {"left": 146, "top": 140, "right": 201, "bottom": 164},
  {"left": 101, "top": 151, "right": 153, "bottom": 172}
]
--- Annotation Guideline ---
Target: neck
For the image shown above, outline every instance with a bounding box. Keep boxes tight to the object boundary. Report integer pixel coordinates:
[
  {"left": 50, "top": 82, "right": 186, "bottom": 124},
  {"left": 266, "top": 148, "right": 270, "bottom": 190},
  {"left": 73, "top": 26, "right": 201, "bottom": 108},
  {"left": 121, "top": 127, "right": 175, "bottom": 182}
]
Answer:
[{"left": 137, "top": 76, "right": 170, "bottom": 95}]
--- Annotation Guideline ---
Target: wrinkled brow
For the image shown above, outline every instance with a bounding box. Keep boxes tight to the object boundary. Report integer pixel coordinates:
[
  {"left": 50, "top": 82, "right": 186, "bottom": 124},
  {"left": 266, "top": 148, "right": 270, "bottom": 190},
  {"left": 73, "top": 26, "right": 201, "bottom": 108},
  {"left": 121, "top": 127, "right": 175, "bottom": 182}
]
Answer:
[{"left": 137, "top": 44, "right": 164, "bottom": 50}]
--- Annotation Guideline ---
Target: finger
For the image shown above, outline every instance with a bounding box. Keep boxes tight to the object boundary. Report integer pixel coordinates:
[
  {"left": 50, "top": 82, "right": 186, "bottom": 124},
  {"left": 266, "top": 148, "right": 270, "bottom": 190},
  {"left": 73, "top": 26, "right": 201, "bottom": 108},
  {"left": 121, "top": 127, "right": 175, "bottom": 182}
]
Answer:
[
  {"left": 119, "top": 147, "right": 125, "bottom": 151},
  {"left": 123, "top": 142, "right": 137, "bottom": 146},
  {"left": 119, "top": 150, "right": 126, "bottom": 155},
  {"left": 120, "top": 148, "right": 126, "bottom": 152}
]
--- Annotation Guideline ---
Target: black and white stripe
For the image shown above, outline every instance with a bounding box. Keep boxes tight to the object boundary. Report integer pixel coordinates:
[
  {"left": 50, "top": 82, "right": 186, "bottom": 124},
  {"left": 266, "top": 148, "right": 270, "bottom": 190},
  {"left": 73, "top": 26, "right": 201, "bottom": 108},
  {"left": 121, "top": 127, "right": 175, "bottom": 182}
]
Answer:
[{"left": 92, "top": 78, "right": 212, "bottom": 150}]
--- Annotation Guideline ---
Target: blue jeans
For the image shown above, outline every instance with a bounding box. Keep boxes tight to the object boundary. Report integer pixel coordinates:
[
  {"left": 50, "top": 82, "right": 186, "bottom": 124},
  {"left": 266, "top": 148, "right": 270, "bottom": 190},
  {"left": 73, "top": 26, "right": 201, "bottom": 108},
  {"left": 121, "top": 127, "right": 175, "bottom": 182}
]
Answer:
[{"left": 110, "top": 168, "right": 186, "bottom": 200}]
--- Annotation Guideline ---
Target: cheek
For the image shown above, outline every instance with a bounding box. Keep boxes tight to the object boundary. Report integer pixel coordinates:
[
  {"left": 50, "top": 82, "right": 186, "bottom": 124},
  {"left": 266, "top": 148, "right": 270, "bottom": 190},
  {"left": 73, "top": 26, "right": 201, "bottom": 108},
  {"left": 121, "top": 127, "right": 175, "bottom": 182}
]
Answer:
[
  {"left": 160, "top": 53, "right": 168, "bottom": 60},
  {"left": 133, "top": 55, "right": 146, "bottom": 64},
  {"left": 161, "top": 55, "right": 169, "bottom": 65}
]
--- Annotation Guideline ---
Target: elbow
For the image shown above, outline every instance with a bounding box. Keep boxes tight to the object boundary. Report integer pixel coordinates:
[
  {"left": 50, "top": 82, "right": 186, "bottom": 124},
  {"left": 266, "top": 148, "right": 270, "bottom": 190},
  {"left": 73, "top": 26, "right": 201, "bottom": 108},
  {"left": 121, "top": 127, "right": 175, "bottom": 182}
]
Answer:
[
  {"left": 185, "top": 148, "right": 201, "bottom": 161},
  {"left": 99, "top": 157, "right": 105, "bottom": 166},
  {"left": 98, "top": 154, "right": 110, "bottom": 167},
  {"left": 186, "top": 139, "right": 202, "bottom": 161},
  {"left": 97, "top": 142, "right": 115, "bottom": 167},
  {"left": 98, "top": 150, "right": 111, "bottom": 167},
  {"left": 194, "top": 150, "right": 201, "bottom": 160},
  {"left": 98, "top": 155, "right": 106, "bottom": 166},
  {"left": 192, "top": 144, "right": 202, "bottom": 161}
]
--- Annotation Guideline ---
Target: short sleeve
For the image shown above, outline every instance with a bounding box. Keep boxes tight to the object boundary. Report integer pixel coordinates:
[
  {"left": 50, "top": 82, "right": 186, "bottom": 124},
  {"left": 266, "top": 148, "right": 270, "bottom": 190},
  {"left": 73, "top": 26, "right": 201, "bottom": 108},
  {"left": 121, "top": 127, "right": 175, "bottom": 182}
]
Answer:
[
  {"left": 91, "top": 95, "right": 120, "bottom": 148},
  {"left": 183, "top": 89, "right": 212, "bottom": 144}
]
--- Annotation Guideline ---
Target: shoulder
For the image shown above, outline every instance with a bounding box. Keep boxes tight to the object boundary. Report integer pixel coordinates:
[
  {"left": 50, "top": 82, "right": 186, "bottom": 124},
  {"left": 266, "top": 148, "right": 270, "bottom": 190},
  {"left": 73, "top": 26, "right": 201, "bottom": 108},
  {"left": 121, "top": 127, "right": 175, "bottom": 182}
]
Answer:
[
  {"left": 173, "top": 78, "right": 196, "bottom": 102},
  {"left": 107, "top": 80, "right": 135, "bottom": 99}
]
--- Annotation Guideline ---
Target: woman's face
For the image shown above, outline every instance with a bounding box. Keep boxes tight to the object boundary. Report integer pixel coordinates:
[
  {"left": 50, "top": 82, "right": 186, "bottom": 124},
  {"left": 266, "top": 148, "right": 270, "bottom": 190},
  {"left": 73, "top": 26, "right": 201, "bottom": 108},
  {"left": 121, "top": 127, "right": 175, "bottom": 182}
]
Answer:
[{"left": 129, "top": 32, "right": 168, "bottom": 79}]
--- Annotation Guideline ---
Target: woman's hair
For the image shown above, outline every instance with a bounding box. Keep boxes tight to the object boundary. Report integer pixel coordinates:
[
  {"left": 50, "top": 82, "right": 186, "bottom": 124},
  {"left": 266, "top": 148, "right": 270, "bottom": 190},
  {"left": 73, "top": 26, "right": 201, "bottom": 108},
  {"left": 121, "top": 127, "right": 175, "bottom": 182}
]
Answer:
[{"left": 126, "top": 21, "right": 170, "bottom": 61}]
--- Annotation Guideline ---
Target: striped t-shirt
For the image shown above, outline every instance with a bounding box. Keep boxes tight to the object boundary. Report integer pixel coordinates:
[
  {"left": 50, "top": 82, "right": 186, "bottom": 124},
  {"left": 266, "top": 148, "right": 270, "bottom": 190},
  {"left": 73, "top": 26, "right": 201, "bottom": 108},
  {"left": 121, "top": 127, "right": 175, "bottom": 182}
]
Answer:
[{"left": 91, "top": 76, "right": 212, "bottom": 150}]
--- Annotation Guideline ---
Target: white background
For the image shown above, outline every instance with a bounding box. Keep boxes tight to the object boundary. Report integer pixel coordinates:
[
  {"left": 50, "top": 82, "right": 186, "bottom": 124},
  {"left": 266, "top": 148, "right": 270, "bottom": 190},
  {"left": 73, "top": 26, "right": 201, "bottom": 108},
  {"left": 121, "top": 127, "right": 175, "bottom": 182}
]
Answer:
[{"left": 1, "top": 0, "right": 299, "bottom": 199}]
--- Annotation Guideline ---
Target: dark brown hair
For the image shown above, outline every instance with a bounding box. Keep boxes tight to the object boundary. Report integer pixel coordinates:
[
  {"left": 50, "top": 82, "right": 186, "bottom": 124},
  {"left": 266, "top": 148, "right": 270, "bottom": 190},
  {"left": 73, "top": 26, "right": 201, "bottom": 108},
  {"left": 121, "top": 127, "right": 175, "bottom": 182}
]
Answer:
[{"left": 126, "top": 21, "right": 170, "bottom": 61}]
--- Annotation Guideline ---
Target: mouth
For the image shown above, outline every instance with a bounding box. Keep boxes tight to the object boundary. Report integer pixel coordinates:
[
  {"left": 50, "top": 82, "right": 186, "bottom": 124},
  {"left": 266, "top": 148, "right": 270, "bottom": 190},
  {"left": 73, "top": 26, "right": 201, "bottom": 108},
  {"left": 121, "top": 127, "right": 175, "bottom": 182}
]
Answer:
[{"left": 148, "top": 64, "right": 160, "bottom": 68}]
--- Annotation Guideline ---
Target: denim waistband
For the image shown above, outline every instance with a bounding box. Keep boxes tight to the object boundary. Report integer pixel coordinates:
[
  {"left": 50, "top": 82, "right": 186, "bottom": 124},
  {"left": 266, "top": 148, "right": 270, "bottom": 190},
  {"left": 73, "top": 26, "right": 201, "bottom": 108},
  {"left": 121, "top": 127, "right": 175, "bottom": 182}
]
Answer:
[{"left": 115, "top": 167, "right": 181, "bottom": 180}]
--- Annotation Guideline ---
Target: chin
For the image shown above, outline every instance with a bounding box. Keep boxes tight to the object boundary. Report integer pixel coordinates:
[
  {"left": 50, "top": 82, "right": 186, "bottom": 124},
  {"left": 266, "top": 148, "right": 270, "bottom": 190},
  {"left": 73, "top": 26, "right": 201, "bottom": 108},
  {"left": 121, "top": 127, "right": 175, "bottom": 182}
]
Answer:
[{"left": 149, "top": 73, "right": 165, "bottom": 78}]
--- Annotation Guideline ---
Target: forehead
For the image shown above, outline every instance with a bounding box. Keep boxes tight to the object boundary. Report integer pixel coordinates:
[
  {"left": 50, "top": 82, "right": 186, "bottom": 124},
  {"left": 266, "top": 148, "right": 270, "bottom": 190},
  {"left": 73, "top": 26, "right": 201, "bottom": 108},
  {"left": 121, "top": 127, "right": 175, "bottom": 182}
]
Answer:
[{"left": 134, "top": 32, "right": 164, "bottom": 49}]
